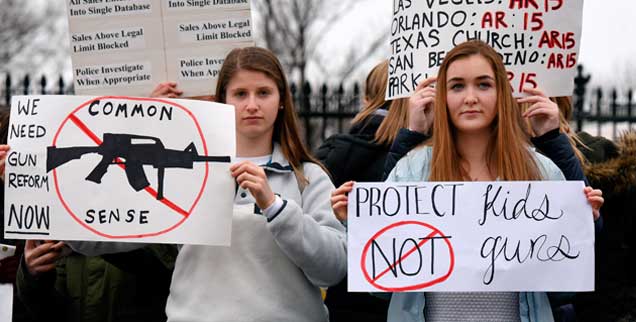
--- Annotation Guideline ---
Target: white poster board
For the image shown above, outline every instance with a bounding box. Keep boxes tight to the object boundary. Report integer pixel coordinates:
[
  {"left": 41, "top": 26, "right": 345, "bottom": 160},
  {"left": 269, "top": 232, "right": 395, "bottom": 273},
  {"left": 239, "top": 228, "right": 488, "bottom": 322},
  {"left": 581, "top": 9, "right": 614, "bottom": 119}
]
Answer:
[
  {"left": 387, "top": 0, "right": 584, "bottom": 99},
  {"left": 4, "top": 95, "right": 236, "bottom": 246},
  {"left": 0, "top": 284, "right": 12, "bottom": 322},
  {"left": 67, "top": 0, "right": 253, "bottom": 97},
  {"left": 347, "top": 181, "right": 595, "bottom": 292}
]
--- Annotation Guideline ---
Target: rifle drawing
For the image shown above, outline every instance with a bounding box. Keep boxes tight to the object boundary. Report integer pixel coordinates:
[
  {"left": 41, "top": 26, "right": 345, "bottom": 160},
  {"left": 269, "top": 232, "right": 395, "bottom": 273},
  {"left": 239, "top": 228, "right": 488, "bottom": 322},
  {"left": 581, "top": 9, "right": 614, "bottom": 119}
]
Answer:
[{"left": 47, "top": 133, "right": 231, "bottom": 200}]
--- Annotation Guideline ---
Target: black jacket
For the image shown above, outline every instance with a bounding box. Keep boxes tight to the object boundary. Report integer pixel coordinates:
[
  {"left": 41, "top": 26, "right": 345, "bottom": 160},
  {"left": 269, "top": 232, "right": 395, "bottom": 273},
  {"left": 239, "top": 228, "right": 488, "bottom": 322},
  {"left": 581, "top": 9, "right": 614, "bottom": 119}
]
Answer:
[
  {"left": 314, "top": 111, "right": 390, "bottom": 322},
  {"left": 315, "top": 111, "right": 389, "bottom": 188}
]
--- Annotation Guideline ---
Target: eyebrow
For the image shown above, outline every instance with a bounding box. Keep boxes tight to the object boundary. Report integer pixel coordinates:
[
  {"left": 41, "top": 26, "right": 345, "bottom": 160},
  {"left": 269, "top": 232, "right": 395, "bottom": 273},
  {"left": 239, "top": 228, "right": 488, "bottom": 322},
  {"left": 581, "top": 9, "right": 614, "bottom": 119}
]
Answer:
[{"left": 447, "top": 75, "right": 494, "bottom": 83}]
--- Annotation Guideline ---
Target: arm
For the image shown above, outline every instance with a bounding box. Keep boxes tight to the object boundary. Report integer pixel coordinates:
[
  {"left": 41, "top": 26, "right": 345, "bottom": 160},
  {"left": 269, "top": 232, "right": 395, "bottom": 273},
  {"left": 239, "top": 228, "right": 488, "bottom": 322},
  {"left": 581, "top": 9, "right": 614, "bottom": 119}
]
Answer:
[
  {"left": 383, "top": 128, "right": 429, "bottom": 179},
  {"left": 531, "top": 129, "right": 587, "bottom": 183},
  {"left": 265, "top": 163, "right": 347, "bottom": 287},
  {"left": 15, "top": 241, "right": 68, "bottom": 320},
  {"left": 384, "top": 76, "right": 436, "bottom": 179}
]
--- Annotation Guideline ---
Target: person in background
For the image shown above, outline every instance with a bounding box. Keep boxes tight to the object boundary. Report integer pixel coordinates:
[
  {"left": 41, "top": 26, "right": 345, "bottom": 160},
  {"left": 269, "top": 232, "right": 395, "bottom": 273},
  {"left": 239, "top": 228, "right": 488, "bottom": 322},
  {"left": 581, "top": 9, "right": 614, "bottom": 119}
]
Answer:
[
  {"left": 316, "top": 60, "right": 411, "bottom": 188},
  {"left": 315, "top": 60, "right": 411, "bottom": 322}
]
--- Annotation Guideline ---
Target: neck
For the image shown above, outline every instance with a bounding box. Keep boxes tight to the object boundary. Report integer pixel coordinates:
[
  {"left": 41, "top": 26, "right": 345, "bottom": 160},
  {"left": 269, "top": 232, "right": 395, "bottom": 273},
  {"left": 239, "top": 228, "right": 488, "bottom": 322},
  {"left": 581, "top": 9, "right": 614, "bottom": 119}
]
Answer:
[
  {"left": 455, "top": 129, "right": 493, "bottom": 180},
  {"left": 236, "top": 134, "right": 274, "bottom": 157}
]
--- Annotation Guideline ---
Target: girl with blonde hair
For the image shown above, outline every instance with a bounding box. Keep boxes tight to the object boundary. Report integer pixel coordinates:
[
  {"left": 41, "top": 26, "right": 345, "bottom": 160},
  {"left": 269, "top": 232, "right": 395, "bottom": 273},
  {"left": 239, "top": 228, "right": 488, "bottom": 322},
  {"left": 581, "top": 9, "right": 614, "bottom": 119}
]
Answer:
[{"left": 332, "top": 40, "right": 602, "bottom": 322}]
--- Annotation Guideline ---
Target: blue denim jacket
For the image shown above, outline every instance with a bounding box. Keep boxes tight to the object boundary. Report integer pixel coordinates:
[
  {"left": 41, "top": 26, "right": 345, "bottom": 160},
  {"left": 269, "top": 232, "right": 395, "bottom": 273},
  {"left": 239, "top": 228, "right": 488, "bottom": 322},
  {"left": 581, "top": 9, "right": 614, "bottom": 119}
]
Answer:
[{"left": 385, "top": 146, "right": 564, "bottom": 322}]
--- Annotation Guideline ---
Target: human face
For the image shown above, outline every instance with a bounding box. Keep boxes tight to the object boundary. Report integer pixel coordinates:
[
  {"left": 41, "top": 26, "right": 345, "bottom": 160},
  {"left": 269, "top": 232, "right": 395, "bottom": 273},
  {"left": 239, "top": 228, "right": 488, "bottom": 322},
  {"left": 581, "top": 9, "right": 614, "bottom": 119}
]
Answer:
[
  {"left": 225, "top": 69, "right": 281, "bottom": 142},
  {"left": 445, "top": 54, "right": 497, "bottom": 135}
]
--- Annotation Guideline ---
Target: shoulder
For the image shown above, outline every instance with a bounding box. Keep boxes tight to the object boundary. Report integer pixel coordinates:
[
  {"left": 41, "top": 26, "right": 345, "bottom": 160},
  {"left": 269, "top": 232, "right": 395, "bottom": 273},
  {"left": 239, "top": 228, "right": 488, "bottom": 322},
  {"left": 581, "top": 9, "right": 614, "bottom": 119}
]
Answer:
[
  {"left": 301, "top": 162, "right": 335, "bottom": 189},
  {"left": 389, "top": 145, "right": 432, "bottom": 182},
  {"left": 302, "top": 161, "right": 329, "bottom": 178},
  {"left": 531, "top": 149, "right": 565, "bottom": 180},
  {"left": 315, "top": 134, "right": 374, "bottom": 161}
]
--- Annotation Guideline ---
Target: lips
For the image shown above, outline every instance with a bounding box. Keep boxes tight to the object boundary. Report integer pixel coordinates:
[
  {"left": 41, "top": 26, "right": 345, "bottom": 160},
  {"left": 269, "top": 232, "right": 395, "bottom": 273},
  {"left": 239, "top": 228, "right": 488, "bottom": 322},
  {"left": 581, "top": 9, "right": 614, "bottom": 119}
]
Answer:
[
  {"left": 460, "top": 110, "right": 482, "bottom": 115},
  {"left": 243, "top": 116, "right": 263, "bottom": 120}
]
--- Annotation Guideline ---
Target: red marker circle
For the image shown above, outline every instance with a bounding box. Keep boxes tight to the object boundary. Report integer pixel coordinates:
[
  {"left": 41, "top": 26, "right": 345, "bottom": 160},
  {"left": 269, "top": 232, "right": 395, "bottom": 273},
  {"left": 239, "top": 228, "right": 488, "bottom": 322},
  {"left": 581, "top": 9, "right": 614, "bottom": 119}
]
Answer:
[{"left": 360, "top": 220, "right": 455, "bottom": 292}]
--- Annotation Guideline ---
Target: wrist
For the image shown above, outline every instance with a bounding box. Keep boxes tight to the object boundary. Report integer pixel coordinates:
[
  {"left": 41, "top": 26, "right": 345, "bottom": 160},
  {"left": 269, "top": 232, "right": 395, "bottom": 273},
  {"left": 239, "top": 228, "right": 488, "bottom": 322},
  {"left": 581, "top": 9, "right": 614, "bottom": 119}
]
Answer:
[
  {"left": 262, "top": 196, "right": 284, "bottom": 220},
  {"left": 534, "top": 127, "right": 560, "bottom": 139},
  {"left": 261, "top": 194, "right": 276, "bottom": 210},
  {"left": 408, "top": 126, "right": 429, "bottom": 135}
]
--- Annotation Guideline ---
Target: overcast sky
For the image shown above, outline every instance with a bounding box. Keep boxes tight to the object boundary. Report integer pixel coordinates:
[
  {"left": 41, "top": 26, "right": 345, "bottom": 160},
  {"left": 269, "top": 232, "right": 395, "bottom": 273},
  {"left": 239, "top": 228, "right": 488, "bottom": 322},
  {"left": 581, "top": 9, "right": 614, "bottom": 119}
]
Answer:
[{"left": 323, "top": 0, "right": 636, "bottom": 89}]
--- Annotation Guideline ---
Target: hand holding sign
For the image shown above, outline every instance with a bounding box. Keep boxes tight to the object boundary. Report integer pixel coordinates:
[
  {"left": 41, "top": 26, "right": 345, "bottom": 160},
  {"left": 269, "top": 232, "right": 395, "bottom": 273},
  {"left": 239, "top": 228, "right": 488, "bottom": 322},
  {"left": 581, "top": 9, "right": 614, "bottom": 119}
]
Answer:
[
  {"left": 518, "top": 88, "right": 560, "bottom": 137},
  {"left": 408, "top": 76, "right": 437, "bottom": 134},
  {"left": 150, "top": 82, "right": 184, "bottom": 99},
  {"left": 331, "top": 181, "right": 354, "bottom": 222},
  {"left": 584, "top": 187, "right": 603, "bottom": 221},
  {"left": 24, "top": 240, "right": 66, "bottom": 276},
  {"left": 0, "top": 145, "right": 10, "bottom": 181},
  {"left": 231, "top": 161, "right": 276, "bottom": 210}
]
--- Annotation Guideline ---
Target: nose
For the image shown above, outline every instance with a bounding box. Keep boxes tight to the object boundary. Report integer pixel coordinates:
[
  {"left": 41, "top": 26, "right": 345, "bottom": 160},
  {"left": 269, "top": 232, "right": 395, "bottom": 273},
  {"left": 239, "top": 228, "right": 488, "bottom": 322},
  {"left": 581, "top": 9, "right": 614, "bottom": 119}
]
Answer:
[
  {"left": 245, "top": 94, "right": 259, "bottom": 112},
  {"left": 464, "top": 86, "right": 478, "bottom": 106}
]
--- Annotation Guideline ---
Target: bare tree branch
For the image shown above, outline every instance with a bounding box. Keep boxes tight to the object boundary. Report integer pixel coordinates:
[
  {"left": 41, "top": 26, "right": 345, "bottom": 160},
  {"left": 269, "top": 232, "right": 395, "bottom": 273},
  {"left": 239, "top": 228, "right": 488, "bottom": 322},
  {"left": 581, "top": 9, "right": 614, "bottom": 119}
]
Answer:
[{"left": 0, "top": 0, "right": 67, "bottom": 75}]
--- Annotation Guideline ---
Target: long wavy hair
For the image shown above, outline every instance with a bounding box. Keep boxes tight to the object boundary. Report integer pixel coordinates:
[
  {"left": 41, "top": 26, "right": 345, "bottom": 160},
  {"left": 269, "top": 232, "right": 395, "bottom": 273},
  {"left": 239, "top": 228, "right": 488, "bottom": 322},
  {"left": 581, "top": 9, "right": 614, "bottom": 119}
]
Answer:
[
  {"left": 351, "top": 60, "right": 410, "bottom": 146},
  {"left": 429, "top": 40, "right": 541, "bottom": 181},
  {"left": 215, "top": 47, "right": 323, "bottom": 184}
]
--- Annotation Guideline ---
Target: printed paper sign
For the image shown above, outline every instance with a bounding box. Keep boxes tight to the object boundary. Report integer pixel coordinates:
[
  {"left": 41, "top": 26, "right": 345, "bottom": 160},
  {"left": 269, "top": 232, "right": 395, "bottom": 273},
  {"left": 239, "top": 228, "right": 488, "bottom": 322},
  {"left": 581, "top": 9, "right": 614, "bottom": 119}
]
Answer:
[
  {"left": 347, "top": 181, "right": 594, "bottom": 292},
  {"left": 67, "top": 0, "right": 253, "bottom": 97},
  {"left": 387, "top": 0, "right": 584, "bottom": 99},
  {"left": 4, "top": 95, "right": 236, "bottom": 246}
]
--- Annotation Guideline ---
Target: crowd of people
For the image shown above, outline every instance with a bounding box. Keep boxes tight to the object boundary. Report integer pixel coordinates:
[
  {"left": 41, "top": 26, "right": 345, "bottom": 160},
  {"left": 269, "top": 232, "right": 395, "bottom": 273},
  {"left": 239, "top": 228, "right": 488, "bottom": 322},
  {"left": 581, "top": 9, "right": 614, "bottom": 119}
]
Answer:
[{"left": 0, "top": 39, "right": 630, "bottom": 322}]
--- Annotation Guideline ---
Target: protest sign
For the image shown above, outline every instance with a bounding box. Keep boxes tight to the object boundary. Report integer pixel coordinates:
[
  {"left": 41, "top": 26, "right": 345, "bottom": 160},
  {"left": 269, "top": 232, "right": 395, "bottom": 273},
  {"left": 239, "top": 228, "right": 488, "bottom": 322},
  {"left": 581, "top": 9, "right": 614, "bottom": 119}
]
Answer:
[
  {"left": 0, "top": 284, "right": 11, "bottom": 322},
  {"left": 3, "top": 95, "right": 236, "bottom": 246},
  {"left": 387, "top": 0, "right": 584, "bottom": 99},
  {"left": 67, "top": 0, "right": 253, "bottom": 97},
  {"left": 347, "top": 181, "right": 594, "bottom": 292}
]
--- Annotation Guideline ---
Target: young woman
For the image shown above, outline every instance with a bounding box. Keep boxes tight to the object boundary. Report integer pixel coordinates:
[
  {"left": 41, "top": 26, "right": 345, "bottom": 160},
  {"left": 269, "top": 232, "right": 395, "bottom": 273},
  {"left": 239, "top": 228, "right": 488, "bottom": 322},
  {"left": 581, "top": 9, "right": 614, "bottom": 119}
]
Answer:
[
  {"left": 51, "top": 47, "right": 347, "bottom": 322},
  {"left": 171, "top": 46, "right": 346, "bottom": 322},
  {"left": 332, "top": 40, "right": 602, "bottom": 322}
]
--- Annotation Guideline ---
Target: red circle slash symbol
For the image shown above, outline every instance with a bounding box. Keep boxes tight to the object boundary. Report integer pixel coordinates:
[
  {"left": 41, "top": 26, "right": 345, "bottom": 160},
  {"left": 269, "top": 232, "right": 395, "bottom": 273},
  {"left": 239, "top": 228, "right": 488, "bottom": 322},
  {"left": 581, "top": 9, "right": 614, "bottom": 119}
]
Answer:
[
  {"left": 360, "top": 221, "right": 455, "bottom": 292},
  {"left": 50, "top": 96, "right": 214, "bottom": 239}
]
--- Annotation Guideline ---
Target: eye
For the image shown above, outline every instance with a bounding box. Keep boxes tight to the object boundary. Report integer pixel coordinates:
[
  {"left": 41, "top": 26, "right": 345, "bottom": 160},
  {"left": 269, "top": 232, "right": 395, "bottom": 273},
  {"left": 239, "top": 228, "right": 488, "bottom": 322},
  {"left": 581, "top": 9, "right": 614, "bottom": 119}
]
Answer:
[
  {"left": 258, "top": 89, "right": 271, "bottom": 97},
  {"left": 479, "top": 82, "right": 492, "bottom": 89},
  {"left": 450, "top": 83, "right": 464, "bottom": 91},
  {"left": 233, "top": 90, "right": 247, "bottom": 98}
]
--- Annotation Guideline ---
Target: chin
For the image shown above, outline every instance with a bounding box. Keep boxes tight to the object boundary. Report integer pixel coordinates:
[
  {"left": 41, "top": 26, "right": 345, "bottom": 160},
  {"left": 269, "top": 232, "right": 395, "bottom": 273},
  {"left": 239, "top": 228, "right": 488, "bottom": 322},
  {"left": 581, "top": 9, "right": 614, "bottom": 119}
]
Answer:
[{"left": 454, "top": 123, "right": 492, "bottom": 134}]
